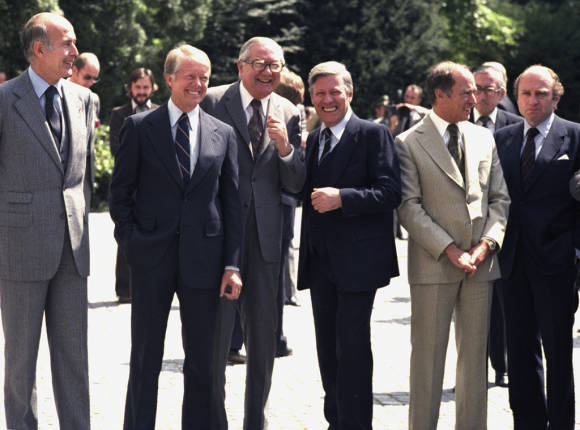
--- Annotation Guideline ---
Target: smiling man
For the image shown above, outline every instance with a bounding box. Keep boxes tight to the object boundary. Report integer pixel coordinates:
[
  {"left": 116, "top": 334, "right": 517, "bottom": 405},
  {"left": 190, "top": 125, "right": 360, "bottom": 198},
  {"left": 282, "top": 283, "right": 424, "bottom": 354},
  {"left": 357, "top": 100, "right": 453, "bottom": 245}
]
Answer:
[
  {"left": 109, "top": 45, "right": 242, "bottom": 430},
  {"left": 396, "top": 61, "right": 510, "bottom": 430},
  {"left": 201, "top": 36, "right": 305, "bottom": 430},
  {"left": 495, "top": 65, "right": 580, "bottom": 430},
  {"left": 0, "top": 12, "right": 97, "bottom": 430},
  {"left": 297, "top": 61, "right": 401, "bottom": 430}
]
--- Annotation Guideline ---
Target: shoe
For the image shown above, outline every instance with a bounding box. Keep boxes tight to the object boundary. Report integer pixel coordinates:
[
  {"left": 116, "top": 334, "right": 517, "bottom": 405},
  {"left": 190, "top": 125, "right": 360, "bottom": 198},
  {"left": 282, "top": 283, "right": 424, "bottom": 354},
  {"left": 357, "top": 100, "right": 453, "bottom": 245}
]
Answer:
[
  {"left": 276, "top": 346, "right": 293, "bottom": 358},
  {"left": 228, "top": 349, "right": 246, "bottom": 364},
  {"left": 494, "top": 372, "right": 508, "bottom": 387},
  {"left": 118, "top": 296, "right": 131, "bottom": 304}
]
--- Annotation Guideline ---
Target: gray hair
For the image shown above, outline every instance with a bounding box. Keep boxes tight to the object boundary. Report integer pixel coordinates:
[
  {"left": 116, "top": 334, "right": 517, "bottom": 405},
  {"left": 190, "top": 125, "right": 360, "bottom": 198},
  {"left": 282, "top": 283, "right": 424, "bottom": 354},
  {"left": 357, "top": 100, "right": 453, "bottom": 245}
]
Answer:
[
  {"left": 238, "top": 37, "right": 284, "bottom": 62},
  {"left": 21, "top": 13, "right": 52, "bottom": 61},
  {"left": 473, "top": 64, "right": 506, "bottom": 90},
  {"left": 164, "top": 44, "right": 211, "bottom": 76},
  {"left": 308, "top": 61, "right": 353, "bottom": 94}
]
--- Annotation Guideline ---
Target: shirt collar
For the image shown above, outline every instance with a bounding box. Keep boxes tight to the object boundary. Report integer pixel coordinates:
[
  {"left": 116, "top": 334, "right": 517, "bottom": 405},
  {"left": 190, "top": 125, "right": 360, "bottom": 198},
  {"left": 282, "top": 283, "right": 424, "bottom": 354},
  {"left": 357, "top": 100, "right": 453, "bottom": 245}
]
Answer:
[
  {"left": 321, "top": 108, "right": 353, "bottom": 140},
  {"left": 473, "top": 107, "right": 498, "bottom": 125},
  {"left": 131, "top": 99, "right": 152, "bottom": 112},
  {"left": 430, "top": 110, "right": 468, "bottom": 140},
  {"left": 167, "top": 98, "right": 199, "bottom": 128},
  {"left": 28, "top": 66, "right": 63, "bottom": 99},
  {"left": 239, "top": 81, "right": 270, "bottom": 114},
  {"left": 523, "top": 112, "right": 554, "bottom": 139}
]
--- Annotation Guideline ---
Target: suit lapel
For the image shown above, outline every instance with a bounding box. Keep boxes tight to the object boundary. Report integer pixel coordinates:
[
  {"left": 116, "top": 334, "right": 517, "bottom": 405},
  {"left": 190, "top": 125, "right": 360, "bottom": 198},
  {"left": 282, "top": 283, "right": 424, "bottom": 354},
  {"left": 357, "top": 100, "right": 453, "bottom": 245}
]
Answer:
[
  {"left": 12, "top": 73, "right": 63, "bottom": 172},
  {"left": 146, "top": 104, "right": 183, "bottom": 188},
  {"left": 187, "top": 110, "right": 215, "bottom": 191},
  {"left": 524, "top": 116, "right": 566, "bottom": 191},
  {"left": 61, "top": 81, "right": 88, "bottom": 181},
  {"left": 416, "top": 116, "right": 464, "bottom": 188},
  {"left": 224, "top": 83, "right": 252, "bottom": 154}
]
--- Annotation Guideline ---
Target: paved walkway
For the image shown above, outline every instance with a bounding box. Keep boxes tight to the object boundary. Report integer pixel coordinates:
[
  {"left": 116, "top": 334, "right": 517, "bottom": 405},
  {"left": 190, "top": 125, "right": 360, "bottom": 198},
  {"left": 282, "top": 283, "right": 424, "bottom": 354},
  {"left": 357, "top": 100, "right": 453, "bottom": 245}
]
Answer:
[{"left": 1, "top": 212, "right": 579, "bottom": 429}]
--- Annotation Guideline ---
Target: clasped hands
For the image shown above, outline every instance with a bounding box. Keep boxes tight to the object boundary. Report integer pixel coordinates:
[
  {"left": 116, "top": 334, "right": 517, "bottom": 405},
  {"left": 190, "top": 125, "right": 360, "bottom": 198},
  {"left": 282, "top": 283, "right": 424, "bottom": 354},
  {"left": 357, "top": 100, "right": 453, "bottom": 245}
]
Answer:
[{"left": 444, "top": 241, "right": 490, "bottom": 278}]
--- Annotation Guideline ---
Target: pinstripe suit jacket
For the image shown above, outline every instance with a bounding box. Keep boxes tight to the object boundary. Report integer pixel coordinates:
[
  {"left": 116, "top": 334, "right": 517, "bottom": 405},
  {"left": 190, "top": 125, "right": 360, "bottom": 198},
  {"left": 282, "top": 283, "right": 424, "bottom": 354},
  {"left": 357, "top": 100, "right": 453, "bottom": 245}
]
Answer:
[
  {"left": 0, "top": 71, "right": 95, "bottom": 281},
  {"left": 396, "top": 114, "right": 510, "bottom": 284}
]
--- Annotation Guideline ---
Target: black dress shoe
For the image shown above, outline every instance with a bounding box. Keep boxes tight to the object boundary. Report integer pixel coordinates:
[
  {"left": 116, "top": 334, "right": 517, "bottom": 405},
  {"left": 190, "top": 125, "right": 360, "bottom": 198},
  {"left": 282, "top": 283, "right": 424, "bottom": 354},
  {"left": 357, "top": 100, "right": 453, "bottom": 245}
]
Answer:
[
  {"left": 494, "top": 372, "right": 508, "bottom": 387},
  {"left": 275, "top": 346, "right": 293, "bottom": 358},
  {"left": 228, "top": 349, "right": 246, "bottom": 364},
  {"left": 118, "top": 296, "right": 131, "bottom": 304}
]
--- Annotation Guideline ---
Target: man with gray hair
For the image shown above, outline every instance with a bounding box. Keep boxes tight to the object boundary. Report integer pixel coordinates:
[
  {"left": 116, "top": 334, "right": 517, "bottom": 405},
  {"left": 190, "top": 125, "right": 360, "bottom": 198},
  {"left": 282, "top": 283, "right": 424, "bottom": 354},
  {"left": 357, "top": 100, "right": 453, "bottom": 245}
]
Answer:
[
  {"left": 298, "top": 61, "right": 401, "bottom": 429},
  {"left": 201, "top": 36, "right": 305, "bottom": 429},
  {"left": 110, "top": 44, "right": 242, "bottom": 430},
  {"left": 396, "top": 61, "right": 509, "bottom": 429},
  {"left": 0, "top": 12, "right": 96, "bottom": 430}
]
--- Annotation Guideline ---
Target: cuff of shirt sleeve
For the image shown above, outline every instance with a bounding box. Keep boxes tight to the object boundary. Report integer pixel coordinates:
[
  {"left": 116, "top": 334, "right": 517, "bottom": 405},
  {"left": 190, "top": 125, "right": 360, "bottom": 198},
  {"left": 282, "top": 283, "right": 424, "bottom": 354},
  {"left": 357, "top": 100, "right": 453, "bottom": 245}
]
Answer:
[
  {"left": 225, "top": 266, "right": 240, "bottom": 272},
  {"left": 279, "top": 145, "right": 294, "bottom": 162}
]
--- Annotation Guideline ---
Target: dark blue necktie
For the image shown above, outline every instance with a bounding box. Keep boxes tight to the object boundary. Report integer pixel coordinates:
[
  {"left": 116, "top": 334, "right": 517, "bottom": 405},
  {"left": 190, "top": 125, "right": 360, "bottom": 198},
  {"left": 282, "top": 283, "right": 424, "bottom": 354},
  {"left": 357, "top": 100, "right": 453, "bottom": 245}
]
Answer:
[
  {"left": 521, "top": 127, "right": 539, "bottom": 185},
  {"left": 44, "top": 86, "right": 62, "bottom": 145},
  {"left": 319, "top": 128, "right": 332, "bottom": 163},
  {"left": 248, "top": 99, "right": 264, "bottom": 158},
  {"left": 175, "top": 113, "right": 191, "bottom": 186}
]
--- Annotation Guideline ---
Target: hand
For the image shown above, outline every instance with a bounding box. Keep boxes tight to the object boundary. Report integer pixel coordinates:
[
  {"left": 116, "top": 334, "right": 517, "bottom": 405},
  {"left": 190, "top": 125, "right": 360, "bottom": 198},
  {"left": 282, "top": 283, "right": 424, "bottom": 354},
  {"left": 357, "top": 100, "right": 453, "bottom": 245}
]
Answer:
[
  {"left": 311, "top": 187, "right": 342, "bottom": 213},
  {"left": 266, "top": 115, "right": 291, "bottom": 157},
  {"left": 220, "top": 269, "right": 242, "bottom": 300},
  {"left": 466, "top": 241, "right": 490, "bottom": 277},
  {"left": 444, "top": 243, "right": 477, "bottom": 274}
]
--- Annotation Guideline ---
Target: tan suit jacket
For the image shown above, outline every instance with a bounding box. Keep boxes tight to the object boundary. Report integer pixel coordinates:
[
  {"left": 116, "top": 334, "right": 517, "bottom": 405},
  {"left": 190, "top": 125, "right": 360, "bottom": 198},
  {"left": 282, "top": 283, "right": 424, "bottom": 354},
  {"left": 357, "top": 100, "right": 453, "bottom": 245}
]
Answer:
[{"left": 396, "top": 114, "right": 510, "bottom": 285}]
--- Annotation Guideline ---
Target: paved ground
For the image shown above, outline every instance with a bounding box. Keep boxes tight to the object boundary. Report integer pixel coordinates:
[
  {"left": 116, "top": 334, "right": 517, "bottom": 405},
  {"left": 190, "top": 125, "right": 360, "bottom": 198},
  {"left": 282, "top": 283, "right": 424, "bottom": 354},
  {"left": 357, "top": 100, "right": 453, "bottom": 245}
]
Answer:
[{"left": 1, "top": 211, "right": 580, "bottom": 429}]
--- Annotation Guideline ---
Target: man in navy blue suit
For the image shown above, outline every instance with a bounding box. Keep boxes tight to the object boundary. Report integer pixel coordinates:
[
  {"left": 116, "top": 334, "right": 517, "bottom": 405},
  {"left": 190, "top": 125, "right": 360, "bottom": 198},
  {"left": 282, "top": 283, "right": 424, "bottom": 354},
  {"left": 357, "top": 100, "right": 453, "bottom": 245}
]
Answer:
[
  {"left": 297, "top": 61, "right": 401, "bottom": 430},
  {"left": 495, "top": 64, "right": 580, "bottom": 430},
  {"left": 109, "top": 45, "right": 242, "bottom": 430}
]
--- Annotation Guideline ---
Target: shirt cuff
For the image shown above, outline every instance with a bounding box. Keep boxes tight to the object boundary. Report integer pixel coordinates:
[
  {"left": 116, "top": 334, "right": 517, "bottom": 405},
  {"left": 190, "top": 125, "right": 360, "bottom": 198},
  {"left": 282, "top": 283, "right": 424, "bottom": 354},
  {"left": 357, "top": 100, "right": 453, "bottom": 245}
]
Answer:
[
  {"left": 225, "top": 266, "right": 240, "bottom": 272},
  {"left": 279, "top": 145, "right": 294, "bottom": 162}
]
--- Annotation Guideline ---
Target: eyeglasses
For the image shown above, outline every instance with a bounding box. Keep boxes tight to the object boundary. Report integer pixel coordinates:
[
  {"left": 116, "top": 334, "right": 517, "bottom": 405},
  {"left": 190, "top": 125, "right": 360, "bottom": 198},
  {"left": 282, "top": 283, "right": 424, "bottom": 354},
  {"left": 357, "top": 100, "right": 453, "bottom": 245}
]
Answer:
[
  {"left": 83, "top": 75, "right": 100, "bottom": 83},
  {"left": 243, "top": 59, "right": 284, "bottom": 72},
  {"left": 475, "top": 86, "right": 501, "bottom": 96}
]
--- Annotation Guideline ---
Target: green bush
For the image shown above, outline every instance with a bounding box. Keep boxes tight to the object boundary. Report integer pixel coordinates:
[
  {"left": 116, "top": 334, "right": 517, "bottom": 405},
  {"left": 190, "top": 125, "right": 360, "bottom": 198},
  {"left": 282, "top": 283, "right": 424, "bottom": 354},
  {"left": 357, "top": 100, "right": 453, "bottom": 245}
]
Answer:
[{"left": 91, "top": 125, "right": 114, "bottom": 212}]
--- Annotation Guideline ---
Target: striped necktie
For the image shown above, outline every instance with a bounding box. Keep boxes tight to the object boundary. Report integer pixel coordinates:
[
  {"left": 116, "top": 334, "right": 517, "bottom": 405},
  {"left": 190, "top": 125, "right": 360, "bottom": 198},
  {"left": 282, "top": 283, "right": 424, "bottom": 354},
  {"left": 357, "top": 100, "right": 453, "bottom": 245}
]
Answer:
[
  {"left": 175, "top": 112, "right": 191, "bottom": 186},
  {"left": 45, "top": 86, "right": 62, "bottom": 145}
]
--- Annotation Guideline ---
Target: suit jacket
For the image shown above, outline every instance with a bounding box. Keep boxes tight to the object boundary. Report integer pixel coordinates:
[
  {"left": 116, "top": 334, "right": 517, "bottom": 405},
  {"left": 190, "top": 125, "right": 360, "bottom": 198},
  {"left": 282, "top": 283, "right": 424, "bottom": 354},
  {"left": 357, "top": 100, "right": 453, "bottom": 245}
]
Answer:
[
  {"left": 201, "top": 82, "right": 306, "bottom": 263},
  {"left": 396, "top": 115, "right": 510, "bottom": 284},
  {"left": 495, "top": 115, "right": 580, "bottom": 278},
  {"left": 109, "top": 103, "right": 241, "bottom": 288},
  {"left": 297, "top": 114, "right": 401, "bottom": 292},
  {"left": 469, "top": 108, "right": 522, "bottom": 131},
  {"left": 0, "top": 71, "right": 95, "bottom": 281},
  {"left": 109, "top": 102, "right": 159, "bottom": 156}
]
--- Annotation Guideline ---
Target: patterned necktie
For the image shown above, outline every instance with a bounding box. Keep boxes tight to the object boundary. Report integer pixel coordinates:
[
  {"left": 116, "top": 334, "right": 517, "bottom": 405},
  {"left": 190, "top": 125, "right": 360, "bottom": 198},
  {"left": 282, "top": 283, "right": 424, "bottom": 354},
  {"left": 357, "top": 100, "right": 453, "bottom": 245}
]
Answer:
[
  {"left": 319, "top": 128, "right": 332, "bottom": 163},
  {"left": 45, "top": 86, "right": 62, "bottom": 145},
  {"left": 447, "top": 123, "right": 464, "bottom": 178},
  {"left": 521, "top": 127, "right": 539, "bottom": 185},
  {"left": 175, "top": 112, "right": 191, "bottom": 186},
  {"left": 248, "top": 99, "right": 264, "bottom": 157},
  {"left": 479, "top": 115, "right": 492, "bottom": 131}
]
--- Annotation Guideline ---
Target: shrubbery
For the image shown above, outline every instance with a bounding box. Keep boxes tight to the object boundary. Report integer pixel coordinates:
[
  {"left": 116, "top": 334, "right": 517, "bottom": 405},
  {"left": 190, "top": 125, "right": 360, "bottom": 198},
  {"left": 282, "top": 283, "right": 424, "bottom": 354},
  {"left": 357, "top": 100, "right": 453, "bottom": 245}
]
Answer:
[{"left": 91, "top": 125, "right": 114, "bottom": 212}]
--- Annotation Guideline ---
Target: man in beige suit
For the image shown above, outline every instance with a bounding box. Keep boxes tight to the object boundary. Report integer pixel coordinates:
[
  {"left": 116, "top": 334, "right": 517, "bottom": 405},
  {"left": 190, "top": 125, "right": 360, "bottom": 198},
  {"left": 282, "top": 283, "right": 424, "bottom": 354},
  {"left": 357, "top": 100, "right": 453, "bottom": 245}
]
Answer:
[{"left": 396, "top": 61, "right": 510, "bottom": 430}]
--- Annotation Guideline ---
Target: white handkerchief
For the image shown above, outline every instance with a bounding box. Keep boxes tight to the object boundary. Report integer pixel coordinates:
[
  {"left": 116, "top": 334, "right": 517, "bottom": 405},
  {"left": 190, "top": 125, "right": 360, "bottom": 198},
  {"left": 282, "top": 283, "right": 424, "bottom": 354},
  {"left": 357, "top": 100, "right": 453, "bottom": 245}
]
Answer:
[{"left": 557, "top": 154, "right": 570, "bottom": 161}]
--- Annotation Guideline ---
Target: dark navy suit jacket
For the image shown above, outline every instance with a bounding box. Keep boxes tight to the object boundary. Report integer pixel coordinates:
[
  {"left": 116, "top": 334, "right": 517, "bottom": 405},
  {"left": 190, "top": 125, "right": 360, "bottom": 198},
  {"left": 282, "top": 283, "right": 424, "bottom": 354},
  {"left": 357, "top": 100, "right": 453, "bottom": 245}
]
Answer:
[
  {"left": 109, "top": 103, "right": 241, "bottom": 289},
  {"left": 298, "top": 114, "right": 401, "bottom": 292},
  {"left": 495, "top": 115, "right": 580, "bottom": 278}
]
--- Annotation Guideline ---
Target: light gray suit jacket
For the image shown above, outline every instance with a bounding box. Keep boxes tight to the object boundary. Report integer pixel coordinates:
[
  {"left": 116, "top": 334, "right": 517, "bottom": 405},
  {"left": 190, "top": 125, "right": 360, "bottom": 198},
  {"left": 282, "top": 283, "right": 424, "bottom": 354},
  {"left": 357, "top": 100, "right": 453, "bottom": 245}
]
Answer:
[
  {"left": 396, "top": 114, "right": 510, "bottom": 284},
  {"left": 0, "top": 71, "right": 95, "bottom": 281},
  {"left": 201, "top": 82, "right": 306, "bottom": 262}
]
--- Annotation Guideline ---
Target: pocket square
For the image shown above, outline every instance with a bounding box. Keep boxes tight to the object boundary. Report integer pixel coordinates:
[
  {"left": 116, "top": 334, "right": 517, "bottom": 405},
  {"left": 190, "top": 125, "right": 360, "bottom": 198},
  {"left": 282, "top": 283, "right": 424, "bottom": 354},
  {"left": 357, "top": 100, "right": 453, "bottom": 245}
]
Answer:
[{"left": 557, "top": 154, "right": 570, "bottom": 160}]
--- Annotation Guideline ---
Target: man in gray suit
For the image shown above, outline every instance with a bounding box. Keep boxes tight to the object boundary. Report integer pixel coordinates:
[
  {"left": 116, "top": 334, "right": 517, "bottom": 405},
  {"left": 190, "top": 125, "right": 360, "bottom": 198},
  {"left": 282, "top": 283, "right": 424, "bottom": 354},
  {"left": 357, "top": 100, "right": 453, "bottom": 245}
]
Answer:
[
  {"left": 201, "top": 36, "right": 306, "bottom": 429},
  {"left": 0, "top": 12, "right": 96, "bottom": 430},
  {"left": 396, "top": 62, "right": 510, "bottom": 429}
]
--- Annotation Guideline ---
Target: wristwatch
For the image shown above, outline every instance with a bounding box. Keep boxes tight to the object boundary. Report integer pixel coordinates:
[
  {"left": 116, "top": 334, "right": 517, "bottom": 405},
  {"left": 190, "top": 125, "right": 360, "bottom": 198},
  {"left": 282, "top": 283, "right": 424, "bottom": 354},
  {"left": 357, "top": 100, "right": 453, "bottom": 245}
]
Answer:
[{"left": 482, "top": 238, "right": 497, "bottom": 252}]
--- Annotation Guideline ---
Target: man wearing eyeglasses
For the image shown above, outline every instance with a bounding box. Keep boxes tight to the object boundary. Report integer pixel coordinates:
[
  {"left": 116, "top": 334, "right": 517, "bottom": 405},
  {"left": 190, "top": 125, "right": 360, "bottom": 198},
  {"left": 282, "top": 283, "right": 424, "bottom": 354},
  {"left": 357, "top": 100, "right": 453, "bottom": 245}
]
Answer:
[
  {"left": 469, "top": 64, "right": 522, "bottom": 390},
  {"left": 201, "top": 36, "right": 306, "bottom": 430}
]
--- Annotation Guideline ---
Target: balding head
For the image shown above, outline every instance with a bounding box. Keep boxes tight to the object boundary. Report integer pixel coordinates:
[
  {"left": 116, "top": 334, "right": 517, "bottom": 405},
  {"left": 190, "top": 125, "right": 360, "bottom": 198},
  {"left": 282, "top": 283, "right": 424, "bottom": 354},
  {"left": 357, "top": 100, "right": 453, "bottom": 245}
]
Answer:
[{"left": 71, "top": 52, "right": 100, "bottom": 88}]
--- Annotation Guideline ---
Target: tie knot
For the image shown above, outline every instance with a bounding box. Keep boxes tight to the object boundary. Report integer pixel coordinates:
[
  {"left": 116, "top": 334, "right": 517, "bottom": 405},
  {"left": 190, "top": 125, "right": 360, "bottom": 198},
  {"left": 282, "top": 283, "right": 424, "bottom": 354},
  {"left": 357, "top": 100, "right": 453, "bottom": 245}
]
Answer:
[
  {"left": 527, "top": 127, "right": 539, "bottom": 139},
  {"left": 178, "top": 112, "right": 190, "bottom": 129},
  {"left": 45, "top": 85, "right": 58, "bottom": 101},
  {"left": 250, "top": 99, "right": 261, "bottom": 113},
  {"left": 323, "top": 128, "right": 332, "bottom": 139},
  {"left": 447, "top": 123, "right": 459, "bottom": 137},
  {"left": 479, "top": 116, "right": 491, "bottom": 127}
]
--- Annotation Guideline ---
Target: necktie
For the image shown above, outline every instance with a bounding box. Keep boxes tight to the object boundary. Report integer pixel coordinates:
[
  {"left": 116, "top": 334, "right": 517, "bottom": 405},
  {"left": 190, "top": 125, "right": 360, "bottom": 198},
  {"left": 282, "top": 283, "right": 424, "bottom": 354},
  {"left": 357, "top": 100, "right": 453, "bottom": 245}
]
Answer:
[
  {"left": 447, "top": 123, "right": 464, "bottom": 178},
  {"left": 319, "top": 128, "right": 332, "bottom": 163},
  {"left": 521, "top": 127, "right": 539, "bottom": 185},
  {"left": 45, "top": 86, "right": 62, "bottom": 145},
  {"left": 175, "top": 112, "right": 191, "bottom": 186},
  {"left": 248, "top": 99, "right": 264, "bottom": 157},
  {"left": 479, "top": 115, "right": 492, "bottom": 131}
]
